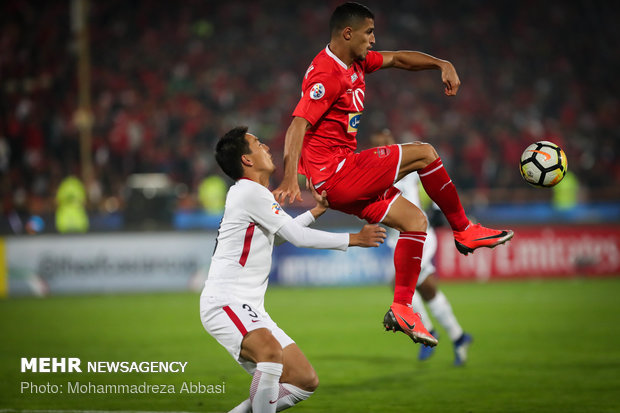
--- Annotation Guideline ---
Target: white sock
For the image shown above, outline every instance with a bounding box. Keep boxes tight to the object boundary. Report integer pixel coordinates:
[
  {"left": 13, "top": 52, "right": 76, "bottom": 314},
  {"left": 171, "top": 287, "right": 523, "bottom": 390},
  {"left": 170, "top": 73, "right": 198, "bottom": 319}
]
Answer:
[
  {"left": 235, "top": 381, "right": 313, "bottom": 412},
  {"left": 411, "top": 292, "right": 434, "bottom": 332},
  {"left": 427, "top": 291, "right": 463, "bottom": 341},
  {"left": 228, "top": 398, "right": 251, "bottom": 413},
  {"left": 275, "top": 383, "right": 314, "bottom": 412},
  {"left": 250, "top": 362, "right": 283, "bottom": 413}
]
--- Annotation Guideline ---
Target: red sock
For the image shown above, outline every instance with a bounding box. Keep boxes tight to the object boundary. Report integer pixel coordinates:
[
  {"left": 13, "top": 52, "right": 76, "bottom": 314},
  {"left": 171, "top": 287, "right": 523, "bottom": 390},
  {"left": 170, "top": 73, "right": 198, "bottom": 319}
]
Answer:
[
  {"left": 393, "top": 231, "right": 426, "bottom": 305},
  {"left": 418, "top": 158, "right": 469, "bottom": 232}
]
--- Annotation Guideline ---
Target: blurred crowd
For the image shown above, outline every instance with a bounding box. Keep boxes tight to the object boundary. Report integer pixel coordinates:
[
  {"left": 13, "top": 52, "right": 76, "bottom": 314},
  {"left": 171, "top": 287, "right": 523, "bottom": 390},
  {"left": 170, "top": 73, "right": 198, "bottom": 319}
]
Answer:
[{"left": 1, "top": 0, "right": 619, "bottom": 231}]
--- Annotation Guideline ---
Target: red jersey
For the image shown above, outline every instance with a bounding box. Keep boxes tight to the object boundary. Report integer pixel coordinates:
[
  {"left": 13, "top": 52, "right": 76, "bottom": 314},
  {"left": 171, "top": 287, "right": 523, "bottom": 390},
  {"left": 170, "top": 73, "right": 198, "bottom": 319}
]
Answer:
[{"left": 292, "top": 46, "right": 383, "bottom": 184}]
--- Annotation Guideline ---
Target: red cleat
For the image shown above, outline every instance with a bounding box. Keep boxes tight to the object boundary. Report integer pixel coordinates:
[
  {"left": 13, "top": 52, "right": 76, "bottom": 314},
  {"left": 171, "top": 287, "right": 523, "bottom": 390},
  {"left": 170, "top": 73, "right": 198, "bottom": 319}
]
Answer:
[
  {"left": 384, "top": 303, "right": 438, "bottom": 347},
  {"left": 453, "top": 221, "right": 514, "bottom": 256}
]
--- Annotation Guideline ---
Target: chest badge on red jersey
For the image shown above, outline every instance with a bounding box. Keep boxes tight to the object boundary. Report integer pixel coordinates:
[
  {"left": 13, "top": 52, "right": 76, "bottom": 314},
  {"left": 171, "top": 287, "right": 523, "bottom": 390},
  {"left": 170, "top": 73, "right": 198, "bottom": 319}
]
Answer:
[{"left": 375, "top": 146, "right": 391, "bottom": 158}]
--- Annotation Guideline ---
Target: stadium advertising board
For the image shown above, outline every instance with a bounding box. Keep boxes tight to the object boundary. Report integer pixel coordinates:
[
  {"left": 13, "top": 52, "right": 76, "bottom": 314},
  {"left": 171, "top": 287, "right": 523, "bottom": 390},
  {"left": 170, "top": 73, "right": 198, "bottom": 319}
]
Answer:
[
  {"left": 436, "top": 225, "right": 620, "bottom": 280},
  {"left": 272, "top": 237, "right": 394, "bottom": 286},
  {"left": 4, "top": 233, "right": 215, "bottom": 296},
  {"left": 3, "top": 225, "right": 618, "bottom": 297}
]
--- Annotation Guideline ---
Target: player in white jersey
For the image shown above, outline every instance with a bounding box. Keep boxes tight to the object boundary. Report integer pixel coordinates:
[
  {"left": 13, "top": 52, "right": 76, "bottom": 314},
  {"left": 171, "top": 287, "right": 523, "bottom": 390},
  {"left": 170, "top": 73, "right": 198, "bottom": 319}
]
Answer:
[
  {"left": 372, "top": 130, "right": 473, "bottom": 366},
  {"left": 201, "top": 126, "right": 386, "bottom": 413}
]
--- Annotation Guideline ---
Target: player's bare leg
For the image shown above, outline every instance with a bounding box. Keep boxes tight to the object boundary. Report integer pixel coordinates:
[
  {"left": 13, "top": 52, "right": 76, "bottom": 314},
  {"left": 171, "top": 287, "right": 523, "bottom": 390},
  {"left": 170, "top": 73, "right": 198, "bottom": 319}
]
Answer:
[
  {"left": 276, "top": 344, "right": 318, "bottom": 410},
  {"left": 281, "top": 343, "right": 318, "bottom": 391},
  {"left": 396, "top": 142, "right": 439, "bottom": 180},
  {"left": 381, "top": 197, "right": 437, "bottom": 346},
  {"left": 236, "top": 329, "right": 283, "bottom": 413},
  {"left": 231, "top": 334, "right": 317, "bottom": 412},
  {"left": 398, "top": 142, "right": 513, "bottom": 255},
  {"left": 240, "top": 328, "right": 284, "bottom": 364}
]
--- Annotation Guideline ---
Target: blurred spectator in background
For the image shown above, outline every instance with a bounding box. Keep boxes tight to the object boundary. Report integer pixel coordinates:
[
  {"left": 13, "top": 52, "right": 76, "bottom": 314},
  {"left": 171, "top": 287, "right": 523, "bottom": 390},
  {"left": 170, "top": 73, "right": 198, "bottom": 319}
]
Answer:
[
  {"left": 198, "top": 174, "right": 227, "bottom": 215},
  {"left": 552, "top": 170, "right": 580, "bottom": 211},
  {"left": 0, "top": 0, "right": 618, "bottom": 232},
  {"left": 55, "top": 175, "right": 89, "bottom": 233}
]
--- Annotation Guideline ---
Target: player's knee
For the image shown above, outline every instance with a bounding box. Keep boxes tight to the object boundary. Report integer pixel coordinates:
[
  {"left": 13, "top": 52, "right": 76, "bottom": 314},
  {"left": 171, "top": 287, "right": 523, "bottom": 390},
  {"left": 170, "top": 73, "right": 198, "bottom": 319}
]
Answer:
[
  {"left": 400, "top": 142, "right": 439, "bottom": 174},
  {"left": 418, "top": 142, "right": 438, "bottom": 165},
  {"left": 284, "top": 366, "right": 319, "bottom": 392},
  {"left": 401, "top": 207, "right": 428, "bottom": 232},
  {"left": 301, "top": 370, "right": 319, "bottom": 392},
  {"left": 386, "top": 202, "right": 428, "bottom": 232},
  {"left": 242, "top": 330, "right": 283, "bottom": 363},
  {"left": 260, "top": 342, "right": 283, "bottom": 363},
  {"left": 415, "top": 211, "right": 428, "bottom": 232},
  {"left": 308, "top": 375, "right": 319, "bottom": 392}
]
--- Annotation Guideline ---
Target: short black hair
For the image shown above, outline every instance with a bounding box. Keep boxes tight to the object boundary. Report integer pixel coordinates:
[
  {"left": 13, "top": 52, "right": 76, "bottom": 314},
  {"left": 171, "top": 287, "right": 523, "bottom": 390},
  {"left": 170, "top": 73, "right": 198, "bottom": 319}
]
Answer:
[
  {"left": 330, "top": 2, "right": 374, "bottom": 35},
  {"left": 215, "top": 126, "right": 251, "bottom": 180}
]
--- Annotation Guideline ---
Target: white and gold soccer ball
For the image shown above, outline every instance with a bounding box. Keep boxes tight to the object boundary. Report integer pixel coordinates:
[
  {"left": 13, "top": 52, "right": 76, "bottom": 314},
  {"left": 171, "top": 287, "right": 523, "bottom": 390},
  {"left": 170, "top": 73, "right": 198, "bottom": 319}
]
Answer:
[{"left": 519, "top": 141, "right": 568, "bottom": 187}]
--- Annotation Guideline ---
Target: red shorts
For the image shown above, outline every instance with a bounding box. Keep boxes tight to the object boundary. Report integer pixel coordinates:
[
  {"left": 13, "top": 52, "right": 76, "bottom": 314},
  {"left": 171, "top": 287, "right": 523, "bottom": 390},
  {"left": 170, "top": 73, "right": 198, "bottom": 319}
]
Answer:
[{"left": 317, "top": 144, "right": 402, "bottom": 224}]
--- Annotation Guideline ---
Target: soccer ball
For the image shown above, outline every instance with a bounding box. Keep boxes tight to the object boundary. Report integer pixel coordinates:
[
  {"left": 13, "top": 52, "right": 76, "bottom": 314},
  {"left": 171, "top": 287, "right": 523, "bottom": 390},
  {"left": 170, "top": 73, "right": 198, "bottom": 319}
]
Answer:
[{"left": 519, "top": 141, "right": 568, "bottom": 187}]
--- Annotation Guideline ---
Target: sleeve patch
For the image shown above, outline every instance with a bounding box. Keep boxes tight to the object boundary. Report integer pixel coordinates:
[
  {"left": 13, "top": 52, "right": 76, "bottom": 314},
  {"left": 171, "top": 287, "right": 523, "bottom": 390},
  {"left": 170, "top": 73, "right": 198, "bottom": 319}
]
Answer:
[
  {"left": 271, "top": 202, "right": 283, "bottom": 214},
  {"left": 309, "top": 83, "right": 325, "bottom": 100}
]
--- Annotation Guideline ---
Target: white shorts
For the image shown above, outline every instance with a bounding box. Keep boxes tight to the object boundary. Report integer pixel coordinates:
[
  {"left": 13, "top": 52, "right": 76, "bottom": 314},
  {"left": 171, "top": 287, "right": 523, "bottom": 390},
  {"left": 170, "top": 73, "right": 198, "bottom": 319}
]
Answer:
[
  {"left": 200, "top": 291, "right": 295, "bottom": 375},
  {"left": 417, "top": 225, "right": 437, "bottom": 286}
]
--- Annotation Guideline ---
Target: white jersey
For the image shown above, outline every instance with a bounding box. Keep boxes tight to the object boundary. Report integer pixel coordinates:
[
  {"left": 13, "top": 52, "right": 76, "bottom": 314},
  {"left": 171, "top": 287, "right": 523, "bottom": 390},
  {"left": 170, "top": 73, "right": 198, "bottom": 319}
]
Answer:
[{"left": 205, "top": 178, "right": 294, "bottom": 310}]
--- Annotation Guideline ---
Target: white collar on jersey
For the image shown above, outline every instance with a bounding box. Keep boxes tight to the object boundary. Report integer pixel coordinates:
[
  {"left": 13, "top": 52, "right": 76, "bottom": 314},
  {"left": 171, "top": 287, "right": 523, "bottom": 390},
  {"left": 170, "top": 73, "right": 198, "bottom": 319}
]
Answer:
[{"left": 325, "top": 44, "right": 348, "bottom": 70}]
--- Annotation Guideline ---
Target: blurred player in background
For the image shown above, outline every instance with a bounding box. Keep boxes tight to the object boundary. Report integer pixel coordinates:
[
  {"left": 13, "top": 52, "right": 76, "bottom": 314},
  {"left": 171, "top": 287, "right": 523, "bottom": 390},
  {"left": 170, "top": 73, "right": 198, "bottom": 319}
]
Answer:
[
  {"left": 201, "top": 126, "right": 386, "bottom": 413},
  {"left": 371, "top": 130, "right": 473, "bottom": 366},
  {"left": 274, "top": 2, "right": 512, "bottom": 347}
]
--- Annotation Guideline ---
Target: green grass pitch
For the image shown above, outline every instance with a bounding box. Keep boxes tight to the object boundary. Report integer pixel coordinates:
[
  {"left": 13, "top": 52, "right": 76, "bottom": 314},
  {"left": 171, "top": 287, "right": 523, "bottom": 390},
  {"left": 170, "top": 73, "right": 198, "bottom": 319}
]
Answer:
[{"left": 1, "top": 278, "right": 620, "bottom": 412}]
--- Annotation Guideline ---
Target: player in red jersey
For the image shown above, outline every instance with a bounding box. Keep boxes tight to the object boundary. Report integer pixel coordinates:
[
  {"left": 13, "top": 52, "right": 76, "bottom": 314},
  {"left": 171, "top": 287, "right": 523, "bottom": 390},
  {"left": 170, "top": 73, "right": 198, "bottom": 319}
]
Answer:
[{"left": 273, "top": 2, "right": 513, "bottom": 347}]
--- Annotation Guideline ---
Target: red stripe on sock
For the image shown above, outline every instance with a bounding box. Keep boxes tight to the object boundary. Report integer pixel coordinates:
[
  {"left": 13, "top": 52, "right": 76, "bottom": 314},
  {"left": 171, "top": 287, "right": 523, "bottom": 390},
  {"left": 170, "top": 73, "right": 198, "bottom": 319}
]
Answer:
[
  {"left": 250, "top": 370, "right": 261, "bottom": 401},
  {"left": 398, "top": 235, "right": 426, "bottom": 243},
  {"left": 277, "top": 383, "right": 292, "bottom": 400}
]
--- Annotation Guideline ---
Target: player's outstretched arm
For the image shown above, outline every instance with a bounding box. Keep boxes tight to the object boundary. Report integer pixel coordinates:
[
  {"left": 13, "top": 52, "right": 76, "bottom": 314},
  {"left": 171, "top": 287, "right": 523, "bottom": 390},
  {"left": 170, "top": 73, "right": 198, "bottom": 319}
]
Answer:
[
  {"left": 273, "top": 117, "right": 312, "bottom": 205},
  {"left": 276, "top": 220, "right": 386, "bottom": 250},
  {"left": 379, "top": 51, "right": 460, "bottom": 96},
  {"left": 349, "top": 224, "right": 387, "bottom": 248}
]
